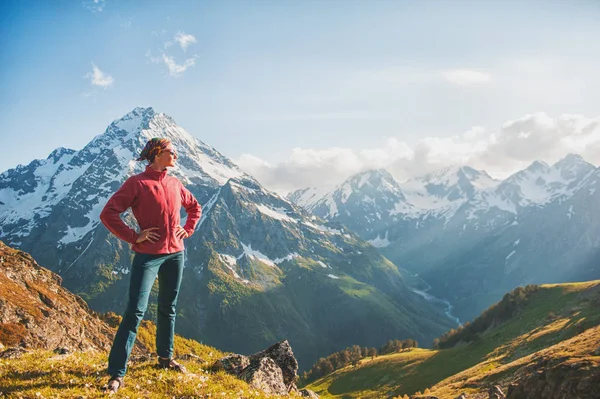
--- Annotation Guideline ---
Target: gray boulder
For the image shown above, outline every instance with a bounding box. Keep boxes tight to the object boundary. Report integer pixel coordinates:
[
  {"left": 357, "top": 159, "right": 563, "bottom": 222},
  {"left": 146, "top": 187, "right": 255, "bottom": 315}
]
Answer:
[
  {"left": 212, "top": 340, "right": 316, "bottom": 397},
  {"left": 239, "top": 357, "right": 288, "bottom": 395},
  {"left": 248, "top": 340, "right": 298, "bottom": 388}
]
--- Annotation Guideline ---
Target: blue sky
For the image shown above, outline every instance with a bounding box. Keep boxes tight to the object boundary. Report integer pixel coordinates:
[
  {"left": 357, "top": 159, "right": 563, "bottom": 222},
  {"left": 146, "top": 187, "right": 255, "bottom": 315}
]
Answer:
[{"left": 2, "top": 0, "right": 600, "bottom": 191}]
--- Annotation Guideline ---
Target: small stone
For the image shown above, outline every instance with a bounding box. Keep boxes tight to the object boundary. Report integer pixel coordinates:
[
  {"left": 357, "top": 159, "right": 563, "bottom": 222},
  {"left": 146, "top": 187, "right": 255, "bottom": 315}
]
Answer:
[
  {"left": 178, "top": 353, "right": 206, "bottom": 363},
  {"left": 0, "top": 347, "right": 28, "bottom": 359},
  {"left": 129, "top": 354, "right": 153, "bottom": 363},
  {"left": 299, "top": 388, "right": 320, "bottom": 398},
  {"left": 53, "top": 347, "right": 70, "bottom": 355}
]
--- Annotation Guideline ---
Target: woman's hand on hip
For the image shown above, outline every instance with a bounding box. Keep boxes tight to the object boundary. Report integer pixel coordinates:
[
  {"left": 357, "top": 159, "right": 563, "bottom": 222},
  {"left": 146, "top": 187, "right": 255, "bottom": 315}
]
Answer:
[
  {"left": 175, "top": 226, "right": 189, "bottom": 240},
  {"left": 136, "top": 227, "right": 160, "bottom": 244}
]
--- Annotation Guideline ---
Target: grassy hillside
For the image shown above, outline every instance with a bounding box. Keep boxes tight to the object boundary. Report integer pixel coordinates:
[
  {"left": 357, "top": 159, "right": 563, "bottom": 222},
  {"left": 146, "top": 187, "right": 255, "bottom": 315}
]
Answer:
[
  {"left": 304, "top": 280, "right": 600, "bottom": 398},
  {"left": 0, "top": 320, "right": 301, "bottom": 399}
]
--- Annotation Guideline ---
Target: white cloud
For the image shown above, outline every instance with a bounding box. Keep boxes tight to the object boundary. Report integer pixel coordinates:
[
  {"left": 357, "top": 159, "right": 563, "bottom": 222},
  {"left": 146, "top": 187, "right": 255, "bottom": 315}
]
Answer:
[
  {"left": 441, "top": 69, "right": 491, "bottom": 85},
  {"left": 85, "top": 63, "right": 114, "bottom": 88},
  {"left": 174, "top": 32, "right": 197, "bottom": 51},
  {"left": 162, "top": 54, "right": 196, "bottom": 76},
  {"left": 82, "top": 0, "right": 105, "bottom": 13},
  {"left": 236, "top": 113, "right": 600, "bottom": 193},
  {"left": 147, "top": 31, "right": 198, "bottom": 76}
]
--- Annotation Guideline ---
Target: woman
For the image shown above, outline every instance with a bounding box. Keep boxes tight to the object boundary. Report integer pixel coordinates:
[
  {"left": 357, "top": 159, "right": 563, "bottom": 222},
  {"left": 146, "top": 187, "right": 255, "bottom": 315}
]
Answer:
[{"left": 100, "top": 138, "right": 202, "bottom": 393}]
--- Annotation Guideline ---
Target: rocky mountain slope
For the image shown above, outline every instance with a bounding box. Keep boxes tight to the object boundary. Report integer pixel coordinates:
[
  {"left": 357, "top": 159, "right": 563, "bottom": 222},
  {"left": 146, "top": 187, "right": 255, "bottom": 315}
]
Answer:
[
  {"left": 304, "top": 280, "right": 600, "bottom": 399},
  {"left": 0, "top": 240, "right": 113, "bottom": 351},
  {"left": 289, "top": 156, "right": 600, "bottom": 321},
  {"left": 0, "top": 107, "right": 456, "bottom": 369}
]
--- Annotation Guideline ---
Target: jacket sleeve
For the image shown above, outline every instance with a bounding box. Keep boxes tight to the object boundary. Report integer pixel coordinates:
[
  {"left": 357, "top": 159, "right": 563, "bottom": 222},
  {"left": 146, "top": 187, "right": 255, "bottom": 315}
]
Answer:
[
  {"left": 181, "top": 185, "right": 202, "bottom": 236},
  {"left": 100, "top": 177, "right": 139, "bottom": 244}
]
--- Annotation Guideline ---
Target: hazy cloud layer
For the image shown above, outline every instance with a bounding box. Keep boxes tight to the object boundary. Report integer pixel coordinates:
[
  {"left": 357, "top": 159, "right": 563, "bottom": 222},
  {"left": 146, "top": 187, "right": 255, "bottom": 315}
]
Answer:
[{"left": 236, "top": 113, "right": 600, "bottom": 194}]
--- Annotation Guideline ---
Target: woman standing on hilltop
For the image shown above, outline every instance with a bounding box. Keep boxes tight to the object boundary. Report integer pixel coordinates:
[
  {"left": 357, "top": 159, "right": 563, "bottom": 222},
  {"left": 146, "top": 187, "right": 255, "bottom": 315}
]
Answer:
[{"left": 100, "top": 138, "right": 201, "bottom": 393}]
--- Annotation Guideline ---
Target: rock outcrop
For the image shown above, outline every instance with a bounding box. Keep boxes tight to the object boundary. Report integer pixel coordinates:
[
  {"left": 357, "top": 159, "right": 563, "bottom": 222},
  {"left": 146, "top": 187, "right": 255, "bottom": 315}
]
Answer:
[
  {"left": 213, "top": 340, "right": 319, "bottom": 397},
  {"left": 506, "top": 357, "right": 600, "bottom": 399}
]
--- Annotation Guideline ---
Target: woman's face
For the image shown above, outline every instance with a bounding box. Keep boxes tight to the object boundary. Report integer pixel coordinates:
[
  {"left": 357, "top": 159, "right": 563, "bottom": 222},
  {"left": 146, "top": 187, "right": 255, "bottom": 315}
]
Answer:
[{"left": 155, "top": 143, "right": 178, "bottom": 169}]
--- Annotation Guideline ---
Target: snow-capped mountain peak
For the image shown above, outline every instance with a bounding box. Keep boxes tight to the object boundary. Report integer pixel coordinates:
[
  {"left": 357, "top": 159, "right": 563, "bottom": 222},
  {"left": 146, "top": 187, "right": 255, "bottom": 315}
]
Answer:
[
  {"left": 47, "top": 147, "right": 76, "bottom": 163},
  {"left": 286, "top": 185, "right": 334, "bottom": 209},
  {"left": 343, "top": 169, "right": 400, "bottom": 193},
  {"left": 496, "top": 155, "right": 595, "bottom": 208},
  {"left": 401, "top": 165, "right": 497, "bottom": 208},
  {"left": 552, "top": 153, "right": 596, "bottom": 181}
]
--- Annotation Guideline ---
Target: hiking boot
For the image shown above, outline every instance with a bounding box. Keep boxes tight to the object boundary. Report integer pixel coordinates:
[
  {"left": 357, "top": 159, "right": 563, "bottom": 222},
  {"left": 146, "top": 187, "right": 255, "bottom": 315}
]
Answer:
[
  {"left": 158, "top": 357, "right": 188, "bottom": 373},
  {"left": 106, "top": 376, "right": 124, "bottom": 394}
]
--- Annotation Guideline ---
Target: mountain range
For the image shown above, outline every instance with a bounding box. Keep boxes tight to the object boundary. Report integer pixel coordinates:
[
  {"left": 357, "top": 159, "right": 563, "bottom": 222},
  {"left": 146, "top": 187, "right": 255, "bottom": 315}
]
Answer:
[
  {"left": 288, "top": 154, "right": 600, "bottom": 321},
  {"left": 0, "top": 107, "right": 456, "bottom": 369}
]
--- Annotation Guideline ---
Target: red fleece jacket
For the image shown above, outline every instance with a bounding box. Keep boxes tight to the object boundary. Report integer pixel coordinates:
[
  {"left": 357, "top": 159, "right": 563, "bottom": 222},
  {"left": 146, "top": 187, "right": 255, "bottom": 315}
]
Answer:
[{"left": 100, "top": 166, "right": 202, "bottom": 254}]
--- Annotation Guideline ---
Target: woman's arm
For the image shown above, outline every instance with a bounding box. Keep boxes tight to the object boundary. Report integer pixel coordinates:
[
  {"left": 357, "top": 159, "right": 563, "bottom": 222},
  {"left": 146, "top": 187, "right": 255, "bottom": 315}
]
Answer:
[
  {"left": 100, "top": 177, "right": 140, "bottom": 244},
  {"left": 180, "top": 185, "right": 202, "bottom": 237}
]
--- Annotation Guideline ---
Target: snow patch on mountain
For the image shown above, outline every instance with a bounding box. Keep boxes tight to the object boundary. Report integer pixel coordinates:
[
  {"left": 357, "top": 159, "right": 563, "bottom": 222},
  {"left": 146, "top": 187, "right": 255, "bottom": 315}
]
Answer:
[
  {"left": 400, "top": 189, "right": 456, "bottom": 211},
  {"left": 302, "top": 221, "right": 342, "bottom": 235},
  {"left": 255, "top": 204, "right": 298, "bottom": 223},
  {"left": 273, "top": 253, "right": 300, "bottom": 264},
  {"left": 219, "top": 253, "right": 249, "bottom": 284},
  {"left": 190, "top": 151, "right": 245, "bottom": 185},
  {"left": 287, "top": 186, "right": 334, "bottom": 209},
  {"left": 239, "top": 242, "right": 276, "bottom": 267},
  {"left": 367, "top": 231, "right": 391, "bottom": 248},
  {"left": 198, "top": 189, "right": 220, "bottom": 228},
  {"left": 321, "top": 196, "right": 339, "bottom": 217}
]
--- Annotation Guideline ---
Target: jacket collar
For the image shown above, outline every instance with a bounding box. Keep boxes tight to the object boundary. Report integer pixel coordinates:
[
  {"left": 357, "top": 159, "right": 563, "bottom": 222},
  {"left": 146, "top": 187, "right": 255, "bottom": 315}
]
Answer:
[{"left": 144, "top": 165, "right": 168, "bottom": 180}]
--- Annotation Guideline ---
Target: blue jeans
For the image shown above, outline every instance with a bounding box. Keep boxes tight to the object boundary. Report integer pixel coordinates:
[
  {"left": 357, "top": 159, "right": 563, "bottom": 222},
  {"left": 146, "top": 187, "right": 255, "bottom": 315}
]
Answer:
[{"left": 107, "top": 251, "right": 184, "bottom": 377}]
